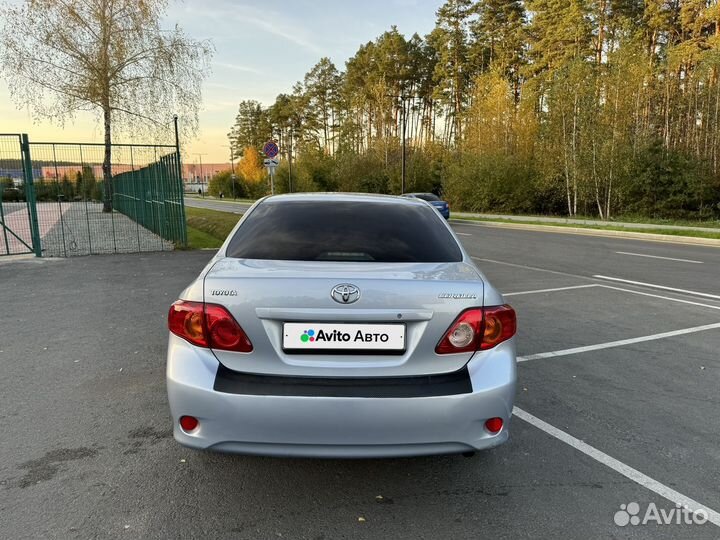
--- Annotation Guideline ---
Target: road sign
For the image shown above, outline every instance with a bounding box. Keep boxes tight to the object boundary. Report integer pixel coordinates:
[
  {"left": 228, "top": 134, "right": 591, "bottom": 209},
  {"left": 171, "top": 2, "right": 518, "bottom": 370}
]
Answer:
[
  {"left": 263, "top": 141, "right": 279, "bottom": 158},
  {"left": 263, "top": 158, "right": 279, "bottom": 167}
]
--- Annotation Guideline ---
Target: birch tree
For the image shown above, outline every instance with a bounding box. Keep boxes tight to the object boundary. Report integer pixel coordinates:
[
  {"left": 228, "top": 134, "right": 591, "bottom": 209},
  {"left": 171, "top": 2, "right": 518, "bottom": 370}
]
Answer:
[{"left": 0, "top": 0, "right": 213, "bottom": 211}]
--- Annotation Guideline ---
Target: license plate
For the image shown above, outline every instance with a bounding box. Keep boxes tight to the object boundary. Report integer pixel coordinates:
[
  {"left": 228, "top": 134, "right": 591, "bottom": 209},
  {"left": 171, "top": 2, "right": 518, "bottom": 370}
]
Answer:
[{"left": 283, "top": 323, "right": 405, "bottom": 352}]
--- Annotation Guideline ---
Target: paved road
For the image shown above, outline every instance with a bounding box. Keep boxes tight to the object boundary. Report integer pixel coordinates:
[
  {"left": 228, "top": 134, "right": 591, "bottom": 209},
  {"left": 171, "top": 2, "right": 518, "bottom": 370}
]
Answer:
[
  {"left": 185, "top": 197, "right": 252, "bottom": 214},
  {"left": 1, "top": 226, "right": 719, "bottom": 538}
]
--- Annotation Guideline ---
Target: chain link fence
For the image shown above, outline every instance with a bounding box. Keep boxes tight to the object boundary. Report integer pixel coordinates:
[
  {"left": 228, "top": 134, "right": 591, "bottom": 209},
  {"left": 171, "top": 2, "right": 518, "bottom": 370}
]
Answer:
[{"left": 11, "top": 141, "right": 186, "bottom": 256}]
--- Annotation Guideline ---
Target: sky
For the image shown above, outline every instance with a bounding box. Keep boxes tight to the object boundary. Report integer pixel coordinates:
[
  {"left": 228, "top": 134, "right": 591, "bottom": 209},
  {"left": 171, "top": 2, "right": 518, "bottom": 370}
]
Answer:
[{"left": 0, "top": 0, "right": 444, "bottom": 164}]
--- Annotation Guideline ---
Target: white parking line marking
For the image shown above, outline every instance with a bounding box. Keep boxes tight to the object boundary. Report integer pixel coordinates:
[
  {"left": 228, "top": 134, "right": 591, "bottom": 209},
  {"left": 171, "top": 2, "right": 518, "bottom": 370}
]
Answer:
[
  {"left": 512, "top": 407, "right": 720, "bottom": 527},
  {"left": 517, "top": 322, "right": 720, "bottom": 362},
  {"left": 473, "top": 257, "right": 720, "bottom": 309},
  {"left": 504, "top": 284, "right": 600, "bottom": 297},
  {"left": 455, "top": 232, "right": 472, "bottom": 236},
  {"left": 594, "top": 275, "right": 720, "bottom": 300},
  {"left": 599, "top": 285, "right": 720, "bottom": 312},
  {"left": 473, "top": 257, "right": 595, "bottom": 281},
  {"left": 615, "top": 251, "right": 703, "bottom": 264}
]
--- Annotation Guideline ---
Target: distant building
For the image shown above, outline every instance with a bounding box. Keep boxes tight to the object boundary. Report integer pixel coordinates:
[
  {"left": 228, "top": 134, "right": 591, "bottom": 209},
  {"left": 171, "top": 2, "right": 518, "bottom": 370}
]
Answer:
[
  {"left": 181, "top": 163, "right": 231, "bottom": 184},
  {"left": 35, "top": 163, "right": 230, "bottom": 184},
  {"left": 39, "top": 164, "right": 133, "bottom": 180},
  {"left": 31, "top": 161, "right": 231, "bottom": 194}
]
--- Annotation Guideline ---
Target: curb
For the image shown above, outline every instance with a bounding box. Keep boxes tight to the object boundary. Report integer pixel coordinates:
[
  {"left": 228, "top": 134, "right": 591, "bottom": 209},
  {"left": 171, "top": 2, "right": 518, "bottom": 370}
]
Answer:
[{"left": 449, "top": 219, "right": 720, "bottom": 247}]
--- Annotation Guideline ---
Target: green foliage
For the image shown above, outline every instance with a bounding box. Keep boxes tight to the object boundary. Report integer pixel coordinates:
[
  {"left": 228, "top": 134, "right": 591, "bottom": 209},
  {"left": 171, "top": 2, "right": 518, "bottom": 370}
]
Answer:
[
  {"left": 295, "top": 147, "right": 338, "bottom": 192},
  {"left": 224, "top": 0, "right": 720, "bottom": 221},
  {"left": 75, "top": 166, "right": 97, "bottom": 200},
  {"left": 625, "top": 143, "right": 720, "bottom": 219},
  {"left": 208, "top": 170, "right": 247, "bottom": 199},
  {"left": 444, "top": 152, "right": 541, "bottom": 213},
  {"left": 228, "top": 101, "right": 272, "bottom": 156}
]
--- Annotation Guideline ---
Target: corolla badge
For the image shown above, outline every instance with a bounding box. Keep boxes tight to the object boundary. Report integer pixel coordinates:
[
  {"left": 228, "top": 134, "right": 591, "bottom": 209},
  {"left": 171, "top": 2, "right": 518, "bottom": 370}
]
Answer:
[{"left": 331, "top": 284, "right": 360, "bottom": 304}]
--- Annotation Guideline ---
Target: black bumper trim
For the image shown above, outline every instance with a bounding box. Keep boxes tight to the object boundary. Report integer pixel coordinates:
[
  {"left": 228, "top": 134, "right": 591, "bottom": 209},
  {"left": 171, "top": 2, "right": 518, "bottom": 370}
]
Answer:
[{"left": 213, "top": 363, "right": 473, "bottom": 398}]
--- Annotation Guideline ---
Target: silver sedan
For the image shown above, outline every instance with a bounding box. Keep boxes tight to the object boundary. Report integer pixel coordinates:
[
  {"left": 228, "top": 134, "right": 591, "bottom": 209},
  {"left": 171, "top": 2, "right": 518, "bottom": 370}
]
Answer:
[{"left": 166, "top": 193, "right": 517, "bottom": 458}]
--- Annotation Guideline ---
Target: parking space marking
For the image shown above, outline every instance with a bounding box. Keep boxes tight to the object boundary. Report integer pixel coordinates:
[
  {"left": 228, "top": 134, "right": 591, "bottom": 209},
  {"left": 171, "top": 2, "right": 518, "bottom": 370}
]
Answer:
[
  {"left": 615, "top": 251, "right": 703, "bottom": 264},
  {"left": 473, "top": 258, "right": 720, "bottom": 310},
  {"left": 513, "top": 407, "right": 720, "bottom": 527},
  {"left": 600, "top": 285, "right": 720, "bottom": 312},
  {"left": 594, "top": 275, "right": 720, "bottom": 300},
  {"left": 472, "top": 257, "right": 595, "bottom": 281},
  {"left": 517, "top": 322, "right": 720, "bottom": 362},
  {"left": 504, "top": 284, "right": 599, "bottom": 297}
]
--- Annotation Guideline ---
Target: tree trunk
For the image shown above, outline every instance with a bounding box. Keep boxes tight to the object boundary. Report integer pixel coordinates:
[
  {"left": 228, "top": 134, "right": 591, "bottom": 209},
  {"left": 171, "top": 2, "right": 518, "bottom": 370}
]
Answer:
[
  {"left": 562, "top": 107, "right": 572, "bottom": 216},
  {"left": 592, "top": 141, "right": 605, "bottom": 219},
  {"left": 102, "top": 104, "right": 113, "bottom": 212},
  {"left": 571, "top": 90, "right": 579, "bottom": 216}
]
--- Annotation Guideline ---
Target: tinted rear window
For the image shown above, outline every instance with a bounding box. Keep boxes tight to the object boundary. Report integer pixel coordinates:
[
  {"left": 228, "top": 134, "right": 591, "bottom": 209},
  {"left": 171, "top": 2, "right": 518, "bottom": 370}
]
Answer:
[
  {"left": 225, "top": 200, "right": 462, "bottom": 262},
  {"left": 415, "top": 193, "right": 440, "bottom": 202}
]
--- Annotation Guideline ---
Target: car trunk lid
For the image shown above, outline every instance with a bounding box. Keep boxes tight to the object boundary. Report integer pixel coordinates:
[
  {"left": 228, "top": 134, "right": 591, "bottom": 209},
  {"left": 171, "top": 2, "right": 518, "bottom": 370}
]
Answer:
[{"left": 203, "top": 258, "right": 484, "bottom": 377}]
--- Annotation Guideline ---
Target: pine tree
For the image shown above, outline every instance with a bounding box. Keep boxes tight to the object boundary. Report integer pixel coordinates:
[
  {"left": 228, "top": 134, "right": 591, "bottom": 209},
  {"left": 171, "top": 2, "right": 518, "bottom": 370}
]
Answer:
[{"left": 429, "top": 0, "right": 474, "bottom": 143}]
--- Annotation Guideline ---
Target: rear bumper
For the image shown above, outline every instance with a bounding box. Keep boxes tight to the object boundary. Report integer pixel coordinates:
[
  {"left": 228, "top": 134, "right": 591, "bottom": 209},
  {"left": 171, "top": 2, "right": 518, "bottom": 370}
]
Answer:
[{"left": 166, "top": 334, "right": 516, "bottom": 457}]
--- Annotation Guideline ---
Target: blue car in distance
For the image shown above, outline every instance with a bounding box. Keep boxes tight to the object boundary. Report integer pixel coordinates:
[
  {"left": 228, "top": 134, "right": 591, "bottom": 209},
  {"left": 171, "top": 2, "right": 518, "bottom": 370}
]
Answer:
[{"left": 403, "top": 192, "right": 450, "bottom": 219}]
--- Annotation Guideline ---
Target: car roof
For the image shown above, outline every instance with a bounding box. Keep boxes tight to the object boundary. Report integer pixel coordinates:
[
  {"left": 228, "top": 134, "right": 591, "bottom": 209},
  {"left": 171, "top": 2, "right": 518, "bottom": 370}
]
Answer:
[{"left": 261, "top": 192, "right": 428, "bottom": 207}]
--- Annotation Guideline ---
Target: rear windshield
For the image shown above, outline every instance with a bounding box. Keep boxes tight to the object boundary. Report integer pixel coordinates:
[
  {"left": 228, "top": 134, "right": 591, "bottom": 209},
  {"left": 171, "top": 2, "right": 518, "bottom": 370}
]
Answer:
[
  {"left": 225, "top": 200, "right": 462, "bottom": 262},
  {"left": 414, "top": 193, "right": 440, "bottom": 202}
]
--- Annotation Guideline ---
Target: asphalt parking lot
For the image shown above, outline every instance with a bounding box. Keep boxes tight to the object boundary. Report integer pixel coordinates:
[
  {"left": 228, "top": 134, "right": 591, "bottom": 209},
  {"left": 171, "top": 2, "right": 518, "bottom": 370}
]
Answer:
[{"left": 1, "top": 223, "right": 719, "bottom": 539}]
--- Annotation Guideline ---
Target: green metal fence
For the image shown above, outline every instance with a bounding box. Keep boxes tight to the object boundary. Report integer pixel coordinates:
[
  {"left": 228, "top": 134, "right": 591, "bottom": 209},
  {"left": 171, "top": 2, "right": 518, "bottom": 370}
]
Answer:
[
  {"left": 0, "top": 133, "right": 186, "bottom": 257},
  {"left": 113, "top": 150, "right": 187, "bottom": 245},
  {"left": 0, "top": 134, "right": 41, "bottom": 256}
]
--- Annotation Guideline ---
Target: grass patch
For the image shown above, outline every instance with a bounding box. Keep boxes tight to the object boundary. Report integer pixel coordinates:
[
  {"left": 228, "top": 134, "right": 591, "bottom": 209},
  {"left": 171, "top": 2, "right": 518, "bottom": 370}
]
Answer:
[
  {"left": 582, "top": 215, "right": 720, "bottom": 229},
  {"left": 184, "top": 206, "right": 242, "bottom": 249},
  {"left": 455, "top": 212, "right": 720, "bottom": 229},
  {"left": 185, "top": 226, "right": 223, "bottom": 249},
  {"left": 454, "top": 216, "right": 720, "bottom": 240}
]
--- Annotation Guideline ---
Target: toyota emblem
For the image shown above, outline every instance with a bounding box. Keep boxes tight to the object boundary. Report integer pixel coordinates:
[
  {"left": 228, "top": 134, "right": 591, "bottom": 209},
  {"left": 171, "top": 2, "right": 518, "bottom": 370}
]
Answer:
[{"left": 331, "top": 284, "right": 360, "bottom": 304}]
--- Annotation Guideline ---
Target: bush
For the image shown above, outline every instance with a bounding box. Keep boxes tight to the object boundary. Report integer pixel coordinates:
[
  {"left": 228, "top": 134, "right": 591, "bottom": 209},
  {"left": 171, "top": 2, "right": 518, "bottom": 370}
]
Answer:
[
  {"left": 443, "top": 152, "right": 540, "bottom": 213},
  {"left": 208, "top": 170, "right": 247, "bottom": 199},
  {"left": 623, "top": 142, "right": 720, "bottom": 219},
  {"left": 2, "top": 187, "right": 22, "bottom": 202}
]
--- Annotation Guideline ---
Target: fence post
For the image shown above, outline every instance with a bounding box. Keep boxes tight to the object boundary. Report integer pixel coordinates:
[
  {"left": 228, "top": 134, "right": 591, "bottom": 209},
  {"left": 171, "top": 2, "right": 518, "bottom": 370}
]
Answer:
[
  {"left": 174, "top": 115, "right": 188, "bottom": 247},
  {"left": 21, "top": 134, "right": 42, "bottom": 257}
]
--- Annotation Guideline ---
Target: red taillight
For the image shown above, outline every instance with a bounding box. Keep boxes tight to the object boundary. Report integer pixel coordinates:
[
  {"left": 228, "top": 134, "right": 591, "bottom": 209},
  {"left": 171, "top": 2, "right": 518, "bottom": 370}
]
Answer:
[
  {"left": 435, "top": 308, "right": 483, "bottom": 354},
  {"left": 168, "top": 300, "right": 253, "bottom": 352},
  {"left": 204, "top": 303, "right": 253, "bottom": 352},
  {"left": 168, "top": 301, "right": 208, "bottom": 347},
  {"left": 179, "top": 415, "right": 199, "bottom": 432},
  {"left": 485, "top": 417, "right": 504, "bottom": 433},
  {"left": 479, "top": 305, "right": 516, "bottom": 350},
  {"left": 435, "top": 305, "right": 516, "bottom": 354}
]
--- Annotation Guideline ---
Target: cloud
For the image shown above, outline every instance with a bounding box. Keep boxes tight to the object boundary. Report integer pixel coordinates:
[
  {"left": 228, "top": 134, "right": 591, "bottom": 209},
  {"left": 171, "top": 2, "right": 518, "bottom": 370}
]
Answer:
[
  {"left": 236, "top": 13, "right": 324, "bottom": 55},
  {"left": 201, "top": 100, "right": 240, "bottom": 112},
  {"left": 214, "top": 61, "right": 260, "bottom": 74},
  {"left": 180, "top": 2, "right": 324, "bottom": 55}
]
